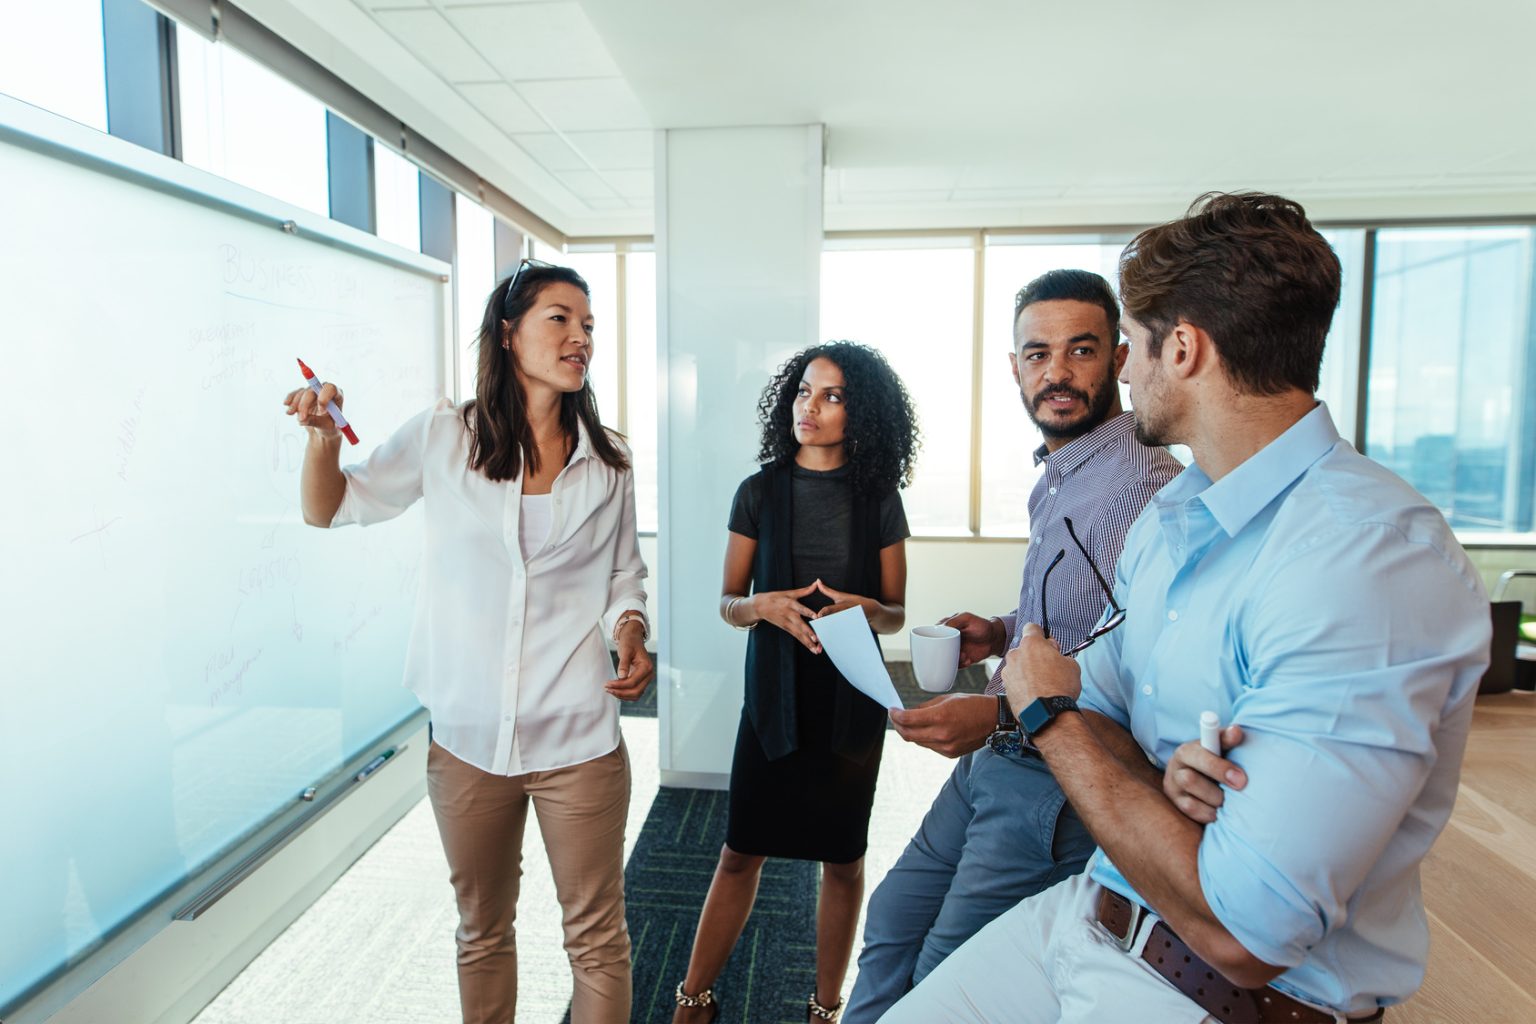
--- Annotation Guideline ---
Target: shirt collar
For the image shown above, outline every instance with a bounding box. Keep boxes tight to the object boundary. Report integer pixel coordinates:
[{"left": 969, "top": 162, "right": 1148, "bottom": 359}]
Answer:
[
  {"left": 569, "top": 417, "right": 595, "bottom": 465},
  {"left": 1033, "top": 411, "right": 1137, "bottom": 472},
  {"left": 1192, "top": 401, "right": 1340, "bottom": 537}
]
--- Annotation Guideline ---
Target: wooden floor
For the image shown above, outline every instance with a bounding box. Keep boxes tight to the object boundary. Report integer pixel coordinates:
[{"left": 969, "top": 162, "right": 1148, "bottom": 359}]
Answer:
[{"left": 1395, "top": 690, "right": 1536, "bottom": 1023}]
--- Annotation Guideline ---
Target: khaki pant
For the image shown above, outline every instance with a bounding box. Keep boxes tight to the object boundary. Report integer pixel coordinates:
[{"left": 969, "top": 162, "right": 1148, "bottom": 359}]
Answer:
[{"left": 427, "top": 739, "right": 632, "bottom": 1024}]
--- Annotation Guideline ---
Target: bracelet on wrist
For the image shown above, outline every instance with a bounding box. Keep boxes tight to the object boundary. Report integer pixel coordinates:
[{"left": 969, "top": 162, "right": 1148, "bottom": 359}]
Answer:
[
  {"left": 612, "top": 612, "right": 649, "bottom": 646},
  {"left": 725, "top": 596, "right": 757, "bottom": 631}
]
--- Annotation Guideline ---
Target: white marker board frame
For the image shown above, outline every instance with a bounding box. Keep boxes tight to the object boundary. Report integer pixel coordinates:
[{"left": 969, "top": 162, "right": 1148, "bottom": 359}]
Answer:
[{"left": 0, "top": 93, "right": 452, "bottom": 1019}]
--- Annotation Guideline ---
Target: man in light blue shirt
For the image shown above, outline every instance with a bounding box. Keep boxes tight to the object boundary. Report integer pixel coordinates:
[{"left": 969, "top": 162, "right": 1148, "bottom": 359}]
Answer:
[{"left": 879, "top": 192, "right": 1490, "bottom": 1024}]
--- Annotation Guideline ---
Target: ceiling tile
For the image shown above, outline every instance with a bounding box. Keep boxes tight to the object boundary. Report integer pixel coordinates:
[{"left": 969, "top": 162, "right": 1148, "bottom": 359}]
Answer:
[
  {"left": 1060, "top": 182, "right": 1201, "bottom": 200},
  {"left": 374, "top": 8, "right": 497, "bottom": 82},
  {"left": 837, "top": 189, "right": 953, "bottom": 206},
  {"left": 513, "top": 132, "right": 588, "bottom": 171},
  {"left": 837, "top": 167, "right": 959, "bottom": 193},
  {"left": 599, "top": 169, "right": 652, "bottom": 199},
  {"left": 443, "top": 3, "right": 622, "bottom": 82},
  {"left": 553, "top": 169, "right": 620, "bottom": 201},
  {"left": 458, "top": 83, "right": 547, "bottom": 134},
  {"left": 354, "top": 1, "right": 433, "bottom": 8},
  {"left": 950, "top": 186, "right": 1065, "bottom": 202},
  {"left": 561, "top": 130, "right": 652, "bottom": 170},
  {"left": 956, "top": 166, "right": 1044, "bottom": 190},
  {"left": 516, "top": 78, "right": 650, "bottom": 131}
]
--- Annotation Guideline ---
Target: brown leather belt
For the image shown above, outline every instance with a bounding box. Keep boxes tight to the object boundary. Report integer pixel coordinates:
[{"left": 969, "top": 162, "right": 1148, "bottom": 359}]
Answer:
[{"left": 1095, "top": 888, "right": 1385, "bottom": 1024}]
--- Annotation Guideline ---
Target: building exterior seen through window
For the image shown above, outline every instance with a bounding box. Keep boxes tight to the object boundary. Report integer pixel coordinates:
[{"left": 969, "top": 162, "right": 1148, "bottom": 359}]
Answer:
[{"left": 1368, "top": 227, "right": 1536, "bottom": 534}]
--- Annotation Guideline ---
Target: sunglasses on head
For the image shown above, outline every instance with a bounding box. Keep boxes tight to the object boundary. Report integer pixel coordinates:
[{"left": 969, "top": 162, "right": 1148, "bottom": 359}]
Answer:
[{"left": 501, "top": 258, "right": 559, "bottom": 319}]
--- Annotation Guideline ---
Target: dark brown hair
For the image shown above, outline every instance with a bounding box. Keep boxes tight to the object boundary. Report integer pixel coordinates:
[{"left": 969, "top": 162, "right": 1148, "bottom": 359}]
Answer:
[
  {"left": 1118, "top": 192, "right": 1340, "bottom": 395},
  {"left": 461, "top": 264, "right": 629, "bottom": 481}
]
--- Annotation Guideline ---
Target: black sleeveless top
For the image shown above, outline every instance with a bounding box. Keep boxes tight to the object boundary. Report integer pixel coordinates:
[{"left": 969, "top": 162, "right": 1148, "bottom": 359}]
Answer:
[{"left": 730, "top": 462, "right": 908, "bottom": 762}]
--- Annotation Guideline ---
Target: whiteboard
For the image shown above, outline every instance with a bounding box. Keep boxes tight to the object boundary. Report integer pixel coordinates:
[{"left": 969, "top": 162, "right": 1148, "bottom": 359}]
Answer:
[{"left": 0, "top": 95, "right": 450, "bottom": 1011}]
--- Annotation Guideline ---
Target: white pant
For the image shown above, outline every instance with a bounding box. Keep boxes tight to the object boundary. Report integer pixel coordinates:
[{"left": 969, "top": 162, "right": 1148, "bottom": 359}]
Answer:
[{"left": 878, "top": 872, "right": 1217, "bottom": 1023}]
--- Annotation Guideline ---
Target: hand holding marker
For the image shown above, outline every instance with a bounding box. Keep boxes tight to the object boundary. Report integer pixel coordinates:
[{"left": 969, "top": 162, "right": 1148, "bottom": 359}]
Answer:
[
  {"left": 294, "top": 358, "right": 358, "bottom": 444},
  {"left": 1199, "top": 711, "right": 1222, "bottom": 755}
]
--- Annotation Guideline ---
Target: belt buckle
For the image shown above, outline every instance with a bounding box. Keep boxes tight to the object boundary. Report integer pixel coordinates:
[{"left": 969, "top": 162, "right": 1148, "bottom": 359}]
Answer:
[{"left": 1111, "top": 899, "right": 1145, "bottom": 952}]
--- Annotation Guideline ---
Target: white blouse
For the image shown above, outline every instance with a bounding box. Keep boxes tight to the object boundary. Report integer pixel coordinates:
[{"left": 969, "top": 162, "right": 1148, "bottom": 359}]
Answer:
[{"left": 331, "top": 398, "right": 649, "bottom": 775}]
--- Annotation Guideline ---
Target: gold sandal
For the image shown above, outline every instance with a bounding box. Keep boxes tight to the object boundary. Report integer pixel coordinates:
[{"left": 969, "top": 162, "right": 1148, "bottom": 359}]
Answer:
[{"left": 807, "top": 991, "right": 843, "bottom": 1022}]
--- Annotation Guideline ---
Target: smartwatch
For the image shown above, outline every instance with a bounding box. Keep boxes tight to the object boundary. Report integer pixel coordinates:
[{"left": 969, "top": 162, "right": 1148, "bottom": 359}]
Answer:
[{"left": 1017, "top": 695, "right": 1080, "bottom": 741}]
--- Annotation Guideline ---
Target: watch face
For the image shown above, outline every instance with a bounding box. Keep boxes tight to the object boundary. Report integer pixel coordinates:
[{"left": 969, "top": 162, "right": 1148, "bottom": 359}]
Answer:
[
  {"left": 987, "top": 730, "right": 1023, "bottom": 757},
  {"left": 1019, "top": 700, "right": 1053, "bottom": 737},
  {"left": 1021, "top": 696, "right": 1077, "bottom": 739}
]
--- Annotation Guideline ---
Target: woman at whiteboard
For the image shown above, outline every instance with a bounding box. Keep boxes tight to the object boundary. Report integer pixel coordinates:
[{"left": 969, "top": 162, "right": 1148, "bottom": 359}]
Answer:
[
  {"left": 284, "top": 260, "right": 651, "bottom": 1024},
  {"left": 672, "top": 342, "right": 917, "bottom": 1023}
]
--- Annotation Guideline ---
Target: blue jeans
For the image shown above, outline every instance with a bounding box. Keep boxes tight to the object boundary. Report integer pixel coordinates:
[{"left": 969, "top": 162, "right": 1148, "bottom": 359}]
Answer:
[{"left": 845, "top": 747, "right": 1095, "bottom": 1023}]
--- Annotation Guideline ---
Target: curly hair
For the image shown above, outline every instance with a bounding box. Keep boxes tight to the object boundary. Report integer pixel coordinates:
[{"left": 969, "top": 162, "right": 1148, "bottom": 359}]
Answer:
[
  {"left": 755, "top": 340, "right": 920, "bottom": 495},
  {"left": 1119, "top": 191, "right": 1340, "bottom": 396}
]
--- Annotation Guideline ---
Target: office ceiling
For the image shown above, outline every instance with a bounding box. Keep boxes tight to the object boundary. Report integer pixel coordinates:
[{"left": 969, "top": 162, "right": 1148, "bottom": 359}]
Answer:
[{"left": 241, "top": 0, "right": 1536, "bottom": 240}]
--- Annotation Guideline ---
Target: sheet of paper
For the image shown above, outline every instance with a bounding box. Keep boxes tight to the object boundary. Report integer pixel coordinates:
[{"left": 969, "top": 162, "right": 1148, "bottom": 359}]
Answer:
[{"left": 809, "top": 605, "right": 904, "bottom": 710}]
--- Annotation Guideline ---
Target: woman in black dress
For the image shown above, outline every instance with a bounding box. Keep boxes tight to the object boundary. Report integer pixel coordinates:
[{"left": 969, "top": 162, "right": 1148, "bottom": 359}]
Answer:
[{"left": 673, "top": 341, "right": 919, "bottom": 1023}]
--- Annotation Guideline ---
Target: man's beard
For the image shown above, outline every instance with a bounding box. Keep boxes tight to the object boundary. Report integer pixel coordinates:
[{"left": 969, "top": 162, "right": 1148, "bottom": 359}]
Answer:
[{"left": 1023, "top": 371, "right": 1117, "bottom": 441}]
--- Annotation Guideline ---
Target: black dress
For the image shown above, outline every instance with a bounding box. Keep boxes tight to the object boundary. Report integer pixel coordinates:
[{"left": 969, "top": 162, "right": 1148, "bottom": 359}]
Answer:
[{"left": 724, "top": 462, "right": 910, "bottom": 863}]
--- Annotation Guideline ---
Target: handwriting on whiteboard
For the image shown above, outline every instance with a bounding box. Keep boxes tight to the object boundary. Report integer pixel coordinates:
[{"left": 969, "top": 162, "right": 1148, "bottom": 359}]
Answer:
[{"left": 207, "top": 645, "right": 264, "bottom": 707}]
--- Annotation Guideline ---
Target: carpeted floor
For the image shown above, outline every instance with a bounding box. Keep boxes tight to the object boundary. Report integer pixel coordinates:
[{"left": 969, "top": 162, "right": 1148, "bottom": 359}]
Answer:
[{"left": 600, "top": 786, "right": 819, "bottom": 1024}]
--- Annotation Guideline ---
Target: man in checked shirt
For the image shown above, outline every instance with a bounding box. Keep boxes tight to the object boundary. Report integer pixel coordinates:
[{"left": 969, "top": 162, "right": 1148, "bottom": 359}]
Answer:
[{"left": 844, "top": 269, "right": 1182, "bottom": 1022}]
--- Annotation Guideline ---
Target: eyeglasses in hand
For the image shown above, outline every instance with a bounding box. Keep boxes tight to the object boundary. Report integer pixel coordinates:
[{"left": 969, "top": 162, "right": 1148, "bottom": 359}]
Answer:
[{"left": 1039, "top": 516, "right": 1126, "bottom": 657}]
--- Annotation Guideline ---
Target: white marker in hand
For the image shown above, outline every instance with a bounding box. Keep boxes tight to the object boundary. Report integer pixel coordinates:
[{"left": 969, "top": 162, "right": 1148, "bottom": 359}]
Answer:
[{"left": 1199, "top": 711, "right": 1221, "bottom": 755}]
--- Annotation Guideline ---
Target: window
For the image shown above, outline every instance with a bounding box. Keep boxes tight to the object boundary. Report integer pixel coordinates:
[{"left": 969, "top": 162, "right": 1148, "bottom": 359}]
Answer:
[
  {"left": 0, "top": 0, "right": 107, "bottom": 131},
  {"left": 1367, "top": 226, "right": 1535, "bottom": 533},
  {"left": 530, "top": 241, "right": 656, "bottom": 529},
  {"left": 454, "top": 198, "right": 495, "bottom": 399},
  {"left": 822, "top": 240, "right": 976, "bottom": 534},
  {"left": 373, "top": 143, "right": 420, "bottom": 253},
  {"left": 626, "top": 249, "right": 658, "bottom": 531},
  {"left": 559, "top": 248, "right": 620, "bottom": 428},
  {"left": 816, "top": 225, "right": 1491, "bottom": 539},
  {"left": 1318, "top": 229, "right": 1368, "bottom": 442},
  {"left": 176, "top": 24, "right": 328, "bottom": 216}
]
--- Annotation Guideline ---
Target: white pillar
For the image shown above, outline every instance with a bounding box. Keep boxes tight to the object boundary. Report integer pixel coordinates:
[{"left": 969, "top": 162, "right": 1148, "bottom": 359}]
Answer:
[{"left": 656, "top": 125, "right": 824, "bottom": 789}]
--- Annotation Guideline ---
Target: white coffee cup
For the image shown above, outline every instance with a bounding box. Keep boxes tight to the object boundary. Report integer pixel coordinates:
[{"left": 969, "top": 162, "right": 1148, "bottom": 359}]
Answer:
[{"left": 911, "top": 624, "right": 962, "bottom": 693}]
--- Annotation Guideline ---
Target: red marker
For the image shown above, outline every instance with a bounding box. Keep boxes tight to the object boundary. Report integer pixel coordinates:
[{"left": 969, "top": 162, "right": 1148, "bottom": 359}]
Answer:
[{"left": 296, "top": 358, "right": 358, "bottom": 445}]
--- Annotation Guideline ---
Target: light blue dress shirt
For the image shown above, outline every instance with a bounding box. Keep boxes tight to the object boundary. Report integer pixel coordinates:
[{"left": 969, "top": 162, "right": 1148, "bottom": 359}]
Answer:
[{"left": 1077, "top": 403, "right": 1490, "bottom": 1015}]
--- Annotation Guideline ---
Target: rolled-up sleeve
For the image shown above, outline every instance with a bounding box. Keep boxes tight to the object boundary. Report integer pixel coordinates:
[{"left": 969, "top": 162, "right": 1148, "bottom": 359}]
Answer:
[
  {"left": 1196, "top": 523, "right": 1488, "bottom": 968},
  {"left": 331, "top": 403, "right": 438, "bottom": 528},
  {"left": 599, "top": 465, "right": 649, "bottom": 638}
]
